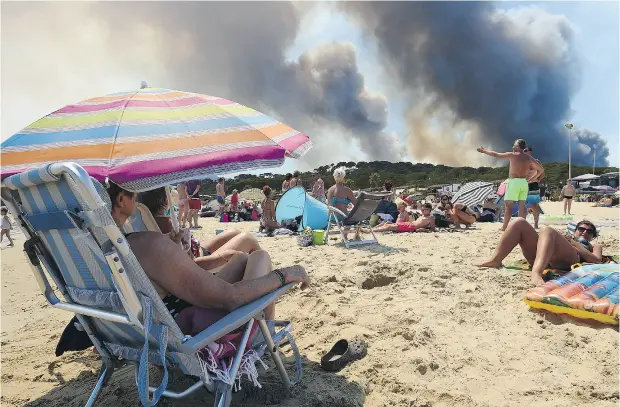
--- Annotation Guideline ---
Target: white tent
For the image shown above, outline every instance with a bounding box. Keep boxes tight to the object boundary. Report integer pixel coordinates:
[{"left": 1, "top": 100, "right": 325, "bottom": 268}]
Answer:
[{"left": 570, "top": 173, "right": 600, "bottom": 181}]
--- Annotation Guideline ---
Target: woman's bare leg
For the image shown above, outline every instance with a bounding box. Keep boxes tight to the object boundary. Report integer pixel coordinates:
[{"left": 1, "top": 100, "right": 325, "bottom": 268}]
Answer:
[
  {"left": 213, "top": 252, "right": 250, "bottom": 283},
  {"left": 240, "top": 250, "right": 275, "bottom": 320},
  {"left": 567, "top": 198, "right": 572, "bottom": 215},
  {"left": 209, "top": 231, "right": 261, "bottom": 255},
  {"left": 200, "top": 230, "right": 243, "bottom": 254},
  {"left": 477, "top": 218, "right": 538, "bottom": 268},
  {"left": 530, "top": 226, "right": 580, "bottom": 285}
]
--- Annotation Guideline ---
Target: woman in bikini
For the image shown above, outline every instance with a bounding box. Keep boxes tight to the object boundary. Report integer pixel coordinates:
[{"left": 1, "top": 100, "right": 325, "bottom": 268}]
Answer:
[
  {"left": 326, "top": 167, "right": 357, "bottom": 221},
  {"left": 477, "top": 218, "right": 602, "bottom": 286},
  {"left": 260, "top": 185, "right": 279, "bottom": 231}
]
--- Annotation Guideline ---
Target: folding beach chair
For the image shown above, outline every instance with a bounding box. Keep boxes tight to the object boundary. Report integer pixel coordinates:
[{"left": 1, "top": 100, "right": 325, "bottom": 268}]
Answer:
[
  {"left": 325, "top": 191, "right": 384, "bottom": 248},
  {"left": 0, "top": 162, "right": 301, "bottom": 407},
  {"left": 124, "top": 203, "right": 161, "bottom": 234}
]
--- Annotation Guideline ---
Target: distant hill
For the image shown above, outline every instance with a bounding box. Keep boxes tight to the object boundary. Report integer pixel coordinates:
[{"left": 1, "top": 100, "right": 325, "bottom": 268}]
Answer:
[{"left": 199, "top": 161, "right": 619, "bottom": 195}]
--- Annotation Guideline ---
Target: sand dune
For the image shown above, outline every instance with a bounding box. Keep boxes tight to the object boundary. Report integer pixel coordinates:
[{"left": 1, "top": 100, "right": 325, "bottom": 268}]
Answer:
[{"left": 1, "top": 202, "right": 618, "bottom": 407}]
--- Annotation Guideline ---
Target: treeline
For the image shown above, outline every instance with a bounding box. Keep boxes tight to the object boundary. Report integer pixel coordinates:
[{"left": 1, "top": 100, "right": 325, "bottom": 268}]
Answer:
[{"left": 199, "top": 161, "right": 619, "bottom": 195}]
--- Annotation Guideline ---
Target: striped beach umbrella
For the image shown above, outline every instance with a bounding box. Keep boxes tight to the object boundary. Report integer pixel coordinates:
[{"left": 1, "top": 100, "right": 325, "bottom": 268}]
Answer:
[
  {"left": 1, "top": 85, "right": 312, "bottom": 192},
  {"left": 451, "top": 181, "right": 494, "bottom": 207}
]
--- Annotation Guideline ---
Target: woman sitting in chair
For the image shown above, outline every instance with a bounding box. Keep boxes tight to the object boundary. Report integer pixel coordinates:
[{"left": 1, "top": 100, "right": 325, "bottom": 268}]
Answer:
[
  {"left": 116, "top": 186, "right": 262, "bottom": 272},
  {"left": 477, "top": 218, "right": 602, "bottom": 285},
  {"left": 326, "top": 166, "right": 357, "bottom": 221}
]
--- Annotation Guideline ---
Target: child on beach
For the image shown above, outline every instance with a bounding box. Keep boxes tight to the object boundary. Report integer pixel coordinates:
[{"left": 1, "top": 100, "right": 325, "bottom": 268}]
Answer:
[
  {"left": 477, "top": 139, "right": 544, "bottom": 231},
  {"left": 1, "top": 207, "right": 15, "bottom": 247}
]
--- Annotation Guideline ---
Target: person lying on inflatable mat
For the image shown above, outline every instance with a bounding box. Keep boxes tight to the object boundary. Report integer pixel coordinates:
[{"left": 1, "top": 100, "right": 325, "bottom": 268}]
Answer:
[
  {"left": 477, "top": 139, "right": 544, "bottom": 232},
  {"left": 476, "top": 218, "right": 602, "bottom": 286},
  {"left": 374, "top": 203, "right": 435, "bottom": 233}
]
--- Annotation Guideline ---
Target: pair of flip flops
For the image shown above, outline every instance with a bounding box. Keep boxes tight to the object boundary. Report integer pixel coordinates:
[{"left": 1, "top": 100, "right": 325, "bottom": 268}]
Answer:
[{"left": 320, "top": 338, "right": 368, "bottom": 371}]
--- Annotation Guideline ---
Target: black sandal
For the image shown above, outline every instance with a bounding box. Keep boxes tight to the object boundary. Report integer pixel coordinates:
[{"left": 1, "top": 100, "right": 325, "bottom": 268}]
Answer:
[{"left": 320, "top": 339, "right": 368, "bottom": 372}]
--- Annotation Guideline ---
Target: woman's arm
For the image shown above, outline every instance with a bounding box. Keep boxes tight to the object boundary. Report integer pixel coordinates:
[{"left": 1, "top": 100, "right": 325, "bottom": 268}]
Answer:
[
  {"left": 571, "top": 241, "right": 603, "bottom": 263},
  {"left": 129, "top": 233, "right": 309, "bottom": 311},
  {"left": 326, "top": 186, "right": 334, "bottom": 203}
]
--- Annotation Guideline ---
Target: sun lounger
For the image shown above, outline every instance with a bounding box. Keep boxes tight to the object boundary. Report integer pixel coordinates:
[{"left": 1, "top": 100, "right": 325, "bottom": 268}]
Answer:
[
  {"left": 0, "top": 162, "right": 301, "bottom": 407},
  {"left": 325, "top": 191, "right": 384, "bottom": 248}
]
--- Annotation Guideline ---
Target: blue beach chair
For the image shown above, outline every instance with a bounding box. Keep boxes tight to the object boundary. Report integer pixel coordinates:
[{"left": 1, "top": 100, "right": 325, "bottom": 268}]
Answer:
[{"left": 0, "top": 162, "right": 301, "bottom": 407}]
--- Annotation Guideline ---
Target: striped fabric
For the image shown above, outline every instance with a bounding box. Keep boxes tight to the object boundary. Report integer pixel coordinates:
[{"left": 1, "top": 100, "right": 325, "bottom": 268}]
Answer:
[
  {"left": 452, "top": 181, "right": 494, "bottom": 208},
  {"left": 1, "top": 88, "right": 313, "bottom": 192},
  {"left": 3, "top": 169, "right": 202, "bottom": 376}
]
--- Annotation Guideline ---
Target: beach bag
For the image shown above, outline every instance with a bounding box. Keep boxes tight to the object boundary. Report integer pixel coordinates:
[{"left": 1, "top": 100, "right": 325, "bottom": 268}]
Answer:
[{"left": 434, "top": 214, "right": 451, "bottom": 228}]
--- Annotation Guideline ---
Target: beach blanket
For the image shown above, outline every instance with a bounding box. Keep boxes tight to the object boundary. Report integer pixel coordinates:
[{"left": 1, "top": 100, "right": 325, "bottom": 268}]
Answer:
[{"left": 524, "top": 264, "right": 620, "bottom": 325}]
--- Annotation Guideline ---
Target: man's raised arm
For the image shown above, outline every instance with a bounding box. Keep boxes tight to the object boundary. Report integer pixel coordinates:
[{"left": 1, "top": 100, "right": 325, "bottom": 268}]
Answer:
[{"left": 477, "top": 147, "right": 513, "bottom": 159}]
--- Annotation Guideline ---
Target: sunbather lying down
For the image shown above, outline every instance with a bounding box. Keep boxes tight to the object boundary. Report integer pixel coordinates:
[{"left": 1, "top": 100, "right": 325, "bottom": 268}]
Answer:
[
  {"left": 477, "top": 218, "right": 602, "bottom": 286},
  {"left": 373, "top": 203, "right": 435, "bottom": 233}
]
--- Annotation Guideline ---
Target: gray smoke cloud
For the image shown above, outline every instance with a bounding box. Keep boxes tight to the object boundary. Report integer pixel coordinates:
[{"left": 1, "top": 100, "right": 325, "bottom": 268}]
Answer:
[
  {"left": 2, "top": 1, "right": 401, "bottom": 166},
  {"left": 339, "top": 2, "right": 611, "bottom": 166}
]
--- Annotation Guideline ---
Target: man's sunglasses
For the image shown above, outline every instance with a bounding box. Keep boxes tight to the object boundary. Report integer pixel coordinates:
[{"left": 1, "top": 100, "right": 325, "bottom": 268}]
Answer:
[{"left": 576, "top": 226, "right": 594, "bottom": 235}]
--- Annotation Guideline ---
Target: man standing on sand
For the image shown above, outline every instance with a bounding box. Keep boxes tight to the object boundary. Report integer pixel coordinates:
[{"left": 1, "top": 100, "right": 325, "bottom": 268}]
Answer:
[
  {"left": 477, "top": 139, "right": 544, "bottom": 231},
  {"left": 523, "top": 146, "right": 545, "bottom": 229},
  {"left": 216, "top": 178, "right": 226, "bottom": 214},
  {"left": 561, "top": 180, "right": 576, "bottom": 215}
]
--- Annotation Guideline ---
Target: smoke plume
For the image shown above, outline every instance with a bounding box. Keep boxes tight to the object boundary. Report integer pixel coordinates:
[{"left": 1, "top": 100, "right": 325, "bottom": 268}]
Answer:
[
  {"left": 2, "top": 2, "right": 401, "bottom": 166},
  {"left": 339, "top": 2, "right": 611, "bottom": 166}
]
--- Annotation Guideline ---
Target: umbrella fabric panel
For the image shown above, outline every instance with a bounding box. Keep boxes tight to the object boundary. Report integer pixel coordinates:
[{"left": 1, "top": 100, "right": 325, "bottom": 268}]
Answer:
[
  {"left": 1, "top": 88, "right": 312, "bottom": 190},
  {"left": 452, "top": 182, "right": 494, "bottom": 207}
]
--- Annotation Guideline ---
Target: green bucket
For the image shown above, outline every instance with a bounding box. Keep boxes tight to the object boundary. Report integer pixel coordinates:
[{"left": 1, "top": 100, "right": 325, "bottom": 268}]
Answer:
[
  {"left": 370, "top": 214, "right": 380, "bottom": 227},
  {"left": 312, "top": 230, "right": 325, "bottom": 245}
]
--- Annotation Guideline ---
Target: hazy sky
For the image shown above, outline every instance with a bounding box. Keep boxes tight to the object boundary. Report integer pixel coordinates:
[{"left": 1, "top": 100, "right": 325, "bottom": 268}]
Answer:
[{"left": 2, "top": 1, "right": 618, "bottom": 177}]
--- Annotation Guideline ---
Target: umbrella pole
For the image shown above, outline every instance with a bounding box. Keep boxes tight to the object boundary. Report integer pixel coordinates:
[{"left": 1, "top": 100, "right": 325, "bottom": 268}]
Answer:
[{"left": 166, "top": 186, "right": 180, "bottom": 232}]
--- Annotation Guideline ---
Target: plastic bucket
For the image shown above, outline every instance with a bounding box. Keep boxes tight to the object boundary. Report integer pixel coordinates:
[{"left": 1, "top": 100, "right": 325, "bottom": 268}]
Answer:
[
  {"left": 370, "top": 214, "right": 379, "bottom": 227},
  {"left": 312, "top": 230, "right": 325, "bottom": 245},
  {"left": 276, "top": 186, "right": 329, "bottom": 231}
]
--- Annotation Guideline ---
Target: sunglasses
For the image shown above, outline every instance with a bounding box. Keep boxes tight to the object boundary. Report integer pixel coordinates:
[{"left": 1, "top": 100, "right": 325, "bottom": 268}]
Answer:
[{"left": 576, "top": 226, "right": 594, "bottom": 235}]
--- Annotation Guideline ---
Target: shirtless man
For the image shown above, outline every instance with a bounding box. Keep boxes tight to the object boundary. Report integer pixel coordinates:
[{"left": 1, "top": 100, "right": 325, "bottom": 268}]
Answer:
[
  {"left": 561, "top": 180, "right": 576, "bottom": 215},
  {"left": 216, "top": 178, "right": 226, "bottom": 213},
  {"left": 477, "top": 139, "right": 544, "bottom": 231},
  {"left": 177, "top": 182, "right": 189, "bottom": 228},
  {"left": 523, "top": 146, "right": 545, "bottom": 229}
]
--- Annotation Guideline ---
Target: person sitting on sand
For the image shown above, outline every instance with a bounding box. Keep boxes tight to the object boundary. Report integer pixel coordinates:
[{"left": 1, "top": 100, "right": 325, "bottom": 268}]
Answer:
[
  {"left": 374, "top": 203, "right": 435, "bottom": 233},
  {"left": 595, "top": 195, "right": 614, "bottom": 208},
  {"left": 477, "top": 218, "right": 602, "bottom": 285},
  {"left": 449, "top": 202, "right": 479, "bottom": 229},
  {"left": 327, "top": 167, "right": 357, "bottom": 221},
  {"left": 260, "top": 185, "right": 280, "bottom": 231},
  {"left": 478, "top": 197, "right": 500, "bottom": 223},
  {"left": 477, "top": 139, "right": 544, "bottom": 231}
]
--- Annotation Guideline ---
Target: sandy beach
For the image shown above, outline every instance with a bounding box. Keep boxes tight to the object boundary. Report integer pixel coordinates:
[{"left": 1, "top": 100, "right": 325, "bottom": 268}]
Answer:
[{"left": 1, "top": 201, "right": 618, "bottom": 407}]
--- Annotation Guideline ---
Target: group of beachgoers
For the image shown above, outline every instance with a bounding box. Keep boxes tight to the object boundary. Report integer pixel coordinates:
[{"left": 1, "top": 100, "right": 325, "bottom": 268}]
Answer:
[{"left": 474, "top": 139, "right": 603, "bottom": 285}]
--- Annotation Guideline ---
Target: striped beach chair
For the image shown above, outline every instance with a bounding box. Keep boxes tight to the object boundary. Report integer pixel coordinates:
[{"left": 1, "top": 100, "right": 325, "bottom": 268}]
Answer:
[{"left": 0, "top": 162, "right": 301, "bottom": 407}]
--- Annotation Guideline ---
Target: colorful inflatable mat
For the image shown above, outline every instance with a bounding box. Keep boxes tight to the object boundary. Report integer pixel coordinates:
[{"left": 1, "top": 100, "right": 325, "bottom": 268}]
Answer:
[{"left": 524, "top": 264, "right": 620, "bottom": 325}]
